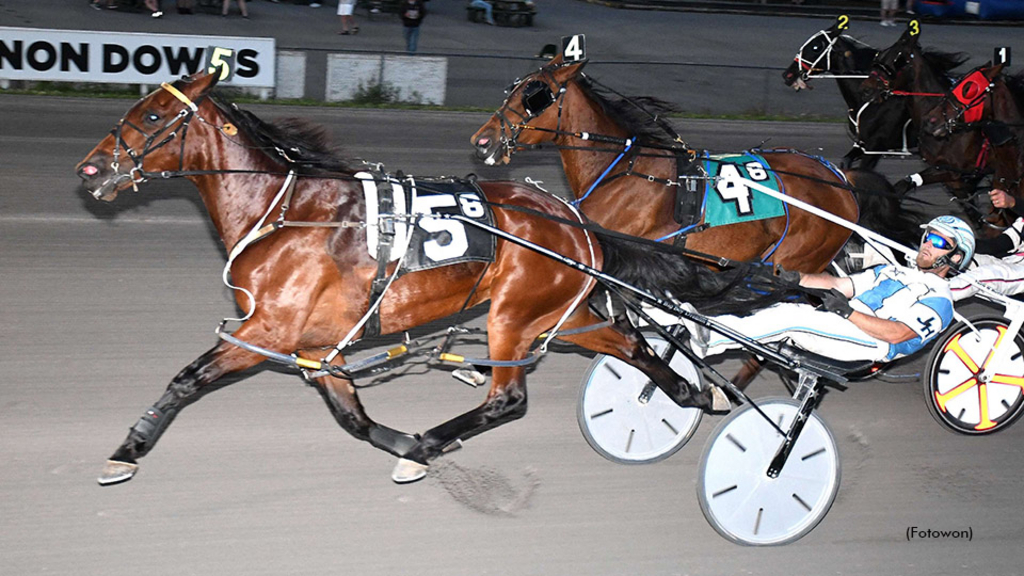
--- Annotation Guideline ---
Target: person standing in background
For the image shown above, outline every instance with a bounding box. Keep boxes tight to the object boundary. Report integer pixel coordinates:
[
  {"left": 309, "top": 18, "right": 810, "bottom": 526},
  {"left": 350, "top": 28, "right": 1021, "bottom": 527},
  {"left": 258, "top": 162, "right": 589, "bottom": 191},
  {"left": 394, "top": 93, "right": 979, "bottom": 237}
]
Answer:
[
  {"left": 222, "top": 0, "right": 249, "bottom": 17},
  {"left": 401, "top": 0, "right": 426, "bottom": 53},
  {"left": 338, "top": 0, "right": 358, "bottom": 34},
  {"left": 880, "top": 0, "right": 897, "bottom": 25}
]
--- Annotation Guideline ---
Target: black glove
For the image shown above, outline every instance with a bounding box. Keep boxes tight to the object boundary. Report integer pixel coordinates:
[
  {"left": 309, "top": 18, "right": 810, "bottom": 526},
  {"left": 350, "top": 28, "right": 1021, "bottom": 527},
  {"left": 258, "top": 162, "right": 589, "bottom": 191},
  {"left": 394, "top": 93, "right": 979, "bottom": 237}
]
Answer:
[
  {"left": 893, "top": 177, "right": 917, "bottom": 196},
  {"left": 821, "top": 288, "right": 854, "bottom": 318},
  {"left": 772, "top": 265, "right": 802, "bottom": 288}
]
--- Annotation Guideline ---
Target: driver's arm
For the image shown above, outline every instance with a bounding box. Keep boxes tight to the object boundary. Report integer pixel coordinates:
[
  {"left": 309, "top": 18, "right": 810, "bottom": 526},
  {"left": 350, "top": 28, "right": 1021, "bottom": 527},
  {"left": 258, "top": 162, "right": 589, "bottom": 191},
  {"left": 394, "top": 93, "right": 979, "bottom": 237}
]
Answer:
[
  {"left": 798, "top": 272, "right": 855, "bottom": 298},
  {"left": 847, "top": 313, "right": 917, "bottom": 344}
]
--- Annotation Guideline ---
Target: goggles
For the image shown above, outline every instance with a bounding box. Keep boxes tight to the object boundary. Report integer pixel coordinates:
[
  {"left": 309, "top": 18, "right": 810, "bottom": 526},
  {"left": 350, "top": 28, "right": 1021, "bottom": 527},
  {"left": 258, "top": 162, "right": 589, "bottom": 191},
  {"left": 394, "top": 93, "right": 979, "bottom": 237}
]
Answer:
[{"left": 922, "top": 231, "right": 955, "bottom": 251}]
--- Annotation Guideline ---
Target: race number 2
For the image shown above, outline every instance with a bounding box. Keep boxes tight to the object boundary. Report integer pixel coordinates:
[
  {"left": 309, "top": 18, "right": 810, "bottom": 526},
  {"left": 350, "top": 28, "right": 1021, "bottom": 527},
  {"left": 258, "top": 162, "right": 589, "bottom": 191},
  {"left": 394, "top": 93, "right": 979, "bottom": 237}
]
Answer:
[{"left": 715, "top": 161, "right": 770, "bottom": 216}]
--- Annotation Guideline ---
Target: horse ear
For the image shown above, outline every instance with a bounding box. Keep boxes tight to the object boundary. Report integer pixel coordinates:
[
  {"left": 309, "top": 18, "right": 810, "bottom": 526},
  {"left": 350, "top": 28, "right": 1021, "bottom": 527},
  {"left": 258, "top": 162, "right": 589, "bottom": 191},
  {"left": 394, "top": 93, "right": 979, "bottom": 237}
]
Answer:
[
  {"left": 552, "top": 58, "right": 587, "bottom": 82},
  {"left": 986, "top": 62, "right": 1005, "bottom": 79},
  {"left": 902, "top": 19, "right": 921, "bottom": 42},
  {"left": 830, "top": 14, "right": 850, "bottom": 33}
]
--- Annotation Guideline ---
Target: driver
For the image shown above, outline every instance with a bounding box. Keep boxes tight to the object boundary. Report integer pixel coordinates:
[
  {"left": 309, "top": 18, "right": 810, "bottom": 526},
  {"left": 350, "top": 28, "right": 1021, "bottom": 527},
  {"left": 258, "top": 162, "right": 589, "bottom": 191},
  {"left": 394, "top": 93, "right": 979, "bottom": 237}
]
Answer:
[{"left": 685, "top": 215, "right": 974, "bottom": 363}]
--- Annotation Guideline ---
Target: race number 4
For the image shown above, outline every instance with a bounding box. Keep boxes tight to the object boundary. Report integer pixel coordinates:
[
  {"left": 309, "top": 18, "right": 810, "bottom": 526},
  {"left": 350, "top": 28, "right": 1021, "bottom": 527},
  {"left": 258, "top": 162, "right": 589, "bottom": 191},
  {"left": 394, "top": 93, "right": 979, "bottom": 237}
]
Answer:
[
  {"left": 206, "top": 46, "right": 237, "bottom": 82},
  {"left": 561, "top": 34, "right": 587, "bottom": 62},
  {"left": 715, "top": 161, "right": 769, "bottom": 216}
]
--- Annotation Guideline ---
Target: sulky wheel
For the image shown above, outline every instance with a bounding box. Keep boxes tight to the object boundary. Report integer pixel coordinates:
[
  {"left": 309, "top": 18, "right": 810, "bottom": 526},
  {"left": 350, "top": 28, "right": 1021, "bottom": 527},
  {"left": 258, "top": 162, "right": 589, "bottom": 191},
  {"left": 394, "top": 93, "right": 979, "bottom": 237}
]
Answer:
[
  {"left": 923, "top": 316, "right": 1024, "bottom": 435},
  {"left": 698, "top": 397, "right": 840, "bottom": 546},
  {"left": 577, "top": 334, "right": 703, "bottom": 464}
]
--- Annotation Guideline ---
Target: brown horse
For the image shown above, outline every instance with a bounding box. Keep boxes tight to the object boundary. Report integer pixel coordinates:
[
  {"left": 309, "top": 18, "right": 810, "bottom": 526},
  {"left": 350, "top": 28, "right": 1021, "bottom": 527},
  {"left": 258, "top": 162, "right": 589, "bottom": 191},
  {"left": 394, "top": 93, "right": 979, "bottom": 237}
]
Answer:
[
  {"left": 921, "top": 65, "right": 1024, "bottom": 200},
  {"left": 470, "top": 56, "right": 913, "bottom": 386},
  {"left": 76, "top": 72, "right": 732, "bottom": 486}
]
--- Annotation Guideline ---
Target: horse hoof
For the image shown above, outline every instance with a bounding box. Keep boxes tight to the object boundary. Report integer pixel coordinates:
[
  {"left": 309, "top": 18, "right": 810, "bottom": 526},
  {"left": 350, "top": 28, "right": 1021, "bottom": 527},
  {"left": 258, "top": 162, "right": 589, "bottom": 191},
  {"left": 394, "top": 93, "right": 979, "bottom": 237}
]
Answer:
[
  {"left": 391, "top": 458, "right": 428, "bottom": 484},
  {"left": 98, "top": 460, "right": 138, "bottom": 486}
]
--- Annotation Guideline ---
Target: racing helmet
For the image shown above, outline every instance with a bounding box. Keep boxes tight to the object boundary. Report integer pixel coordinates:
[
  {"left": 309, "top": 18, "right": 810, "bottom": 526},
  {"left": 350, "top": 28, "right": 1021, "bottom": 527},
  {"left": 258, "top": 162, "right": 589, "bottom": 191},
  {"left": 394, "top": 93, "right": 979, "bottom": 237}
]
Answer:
[{"left": 920, "top": 215, "right": 975, "bottom": 272}]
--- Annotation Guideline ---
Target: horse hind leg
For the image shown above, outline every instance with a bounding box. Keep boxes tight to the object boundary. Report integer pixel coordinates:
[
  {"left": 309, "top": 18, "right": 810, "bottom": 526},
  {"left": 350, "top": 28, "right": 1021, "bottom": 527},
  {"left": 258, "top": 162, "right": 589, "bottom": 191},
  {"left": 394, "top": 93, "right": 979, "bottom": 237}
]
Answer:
[{"left": 555, "top": 309, "right": 729, "bottom": 412}]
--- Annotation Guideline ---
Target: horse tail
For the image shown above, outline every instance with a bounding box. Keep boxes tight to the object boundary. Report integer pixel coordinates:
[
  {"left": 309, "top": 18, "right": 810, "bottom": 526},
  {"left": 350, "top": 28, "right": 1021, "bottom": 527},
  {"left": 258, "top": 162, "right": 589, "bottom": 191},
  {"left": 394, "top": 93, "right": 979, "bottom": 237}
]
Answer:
[
  {"left": 596, "top": 235, "right": 804, "bottom": 316},
  {"left": 845, "top": 169, "right": 922, "bottom": 249}
]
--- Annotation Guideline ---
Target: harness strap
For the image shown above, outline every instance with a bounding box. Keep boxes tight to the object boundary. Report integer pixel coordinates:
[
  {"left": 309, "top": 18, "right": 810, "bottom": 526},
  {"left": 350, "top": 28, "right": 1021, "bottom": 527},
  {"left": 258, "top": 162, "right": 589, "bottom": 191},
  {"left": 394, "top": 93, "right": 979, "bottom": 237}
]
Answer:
[
  {"left": 160, "top": 82, "right": 199, "bottom": 112},
  {"left": 364, "top": 181, "right": 397, "bottom": 339}
]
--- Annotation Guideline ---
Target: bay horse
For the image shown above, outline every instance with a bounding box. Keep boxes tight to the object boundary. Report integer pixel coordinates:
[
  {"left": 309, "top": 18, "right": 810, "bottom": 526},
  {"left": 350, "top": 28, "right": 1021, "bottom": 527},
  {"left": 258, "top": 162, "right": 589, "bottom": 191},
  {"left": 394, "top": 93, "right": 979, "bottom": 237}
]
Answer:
[
  {"left": 77, "top": 72, "right": 755, "bottom": 486},
  {"left": 921, "top": 65, "right": 1024, "bottom": 200},
  {"left": 781, "top": 17, "right": 916, "bottom": 170},
  {"left": 470, "top": 56, "right": 916, "bottom": 388},
  {"left": 857, "top": 23, "right": 994, "bottom": 222}
]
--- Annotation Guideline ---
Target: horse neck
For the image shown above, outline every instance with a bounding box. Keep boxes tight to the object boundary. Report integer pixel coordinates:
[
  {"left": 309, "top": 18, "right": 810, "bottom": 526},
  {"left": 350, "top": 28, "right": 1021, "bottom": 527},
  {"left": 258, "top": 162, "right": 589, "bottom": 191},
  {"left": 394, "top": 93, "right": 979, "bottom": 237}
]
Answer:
[
  {"left": 835, "top": 40, "right": 874, "bottom": 107},
  {"left": 903, "top": 51, "right": 948, "bottom": 118},
  {"left": 184, "top": 106, "right": 292, "bottom": 249},
  {"left": 555, "top": 86, "right": 675, "bottom": 236}
]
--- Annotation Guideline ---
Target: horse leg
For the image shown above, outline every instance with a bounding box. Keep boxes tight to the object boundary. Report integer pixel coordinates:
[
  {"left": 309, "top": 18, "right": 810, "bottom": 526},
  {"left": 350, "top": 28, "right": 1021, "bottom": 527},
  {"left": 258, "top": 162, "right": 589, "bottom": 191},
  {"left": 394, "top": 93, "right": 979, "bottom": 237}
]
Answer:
[
  {"left": 730, "top": 356, "right": 764, "bottom": 392},
  {"left": 554, "top": 308, "right": 727, "bottom": 411},
  {"left": 309, "top": 369, "right": 420, "bottom": 458},
  {"left": 98, "top": 340, "right": 266, "bottom": 486}
]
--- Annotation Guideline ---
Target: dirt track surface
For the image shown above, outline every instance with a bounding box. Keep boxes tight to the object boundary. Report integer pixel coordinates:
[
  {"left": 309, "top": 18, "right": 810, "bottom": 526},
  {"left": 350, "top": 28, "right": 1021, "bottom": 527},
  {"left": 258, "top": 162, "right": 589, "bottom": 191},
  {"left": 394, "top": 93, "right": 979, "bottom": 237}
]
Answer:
[{"left": 2, "top": 95, "right": 1023, "bottom": 575}]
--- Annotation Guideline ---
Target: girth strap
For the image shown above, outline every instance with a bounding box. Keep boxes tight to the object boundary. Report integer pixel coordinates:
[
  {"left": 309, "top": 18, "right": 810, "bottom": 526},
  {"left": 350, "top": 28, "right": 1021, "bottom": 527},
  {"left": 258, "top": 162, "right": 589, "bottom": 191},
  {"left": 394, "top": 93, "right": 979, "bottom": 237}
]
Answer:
[{"left": 364, "top": 182, "right": 397, "bottom": 339}]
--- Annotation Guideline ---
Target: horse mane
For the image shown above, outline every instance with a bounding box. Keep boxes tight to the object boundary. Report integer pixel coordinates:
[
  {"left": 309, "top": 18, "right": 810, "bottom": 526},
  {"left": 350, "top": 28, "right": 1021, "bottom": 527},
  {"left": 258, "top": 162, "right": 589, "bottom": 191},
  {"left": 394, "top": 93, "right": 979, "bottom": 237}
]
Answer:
[
  {"left": 575, "top": 75, "right": 682, "bottom": 148},
  {"left": 208, "top": 92, "right": 358, "bottom": 175},
  {"left": 841, "top": 35, "right": 878, "bottom": 72},
  {"left": 1004, "top": 71, "right": 1024, "bottom": 115},
  {"left": 920, "top": 48, "right": 970, "bottom": 77}
]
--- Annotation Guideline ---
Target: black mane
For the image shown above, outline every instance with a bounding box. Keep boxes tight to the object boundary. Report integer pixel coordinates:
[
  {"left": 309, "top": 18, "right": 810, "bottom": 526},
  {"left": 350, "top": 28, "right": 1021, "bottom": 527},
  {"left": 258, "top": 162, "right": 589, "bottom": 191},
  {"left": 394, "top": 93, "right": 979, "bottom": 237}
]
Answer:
[
  {"left": 920, "top": 48, "right": 970, "bottom": 77},
  {"left": 209, "top": 92, "right": 357, "bottom": 174},
  {"left": 575, "top": 75, "right": 682, "bottom": 148},
  {"left": 1005, "top": 71, "right": 1024, "bottom": 115}
]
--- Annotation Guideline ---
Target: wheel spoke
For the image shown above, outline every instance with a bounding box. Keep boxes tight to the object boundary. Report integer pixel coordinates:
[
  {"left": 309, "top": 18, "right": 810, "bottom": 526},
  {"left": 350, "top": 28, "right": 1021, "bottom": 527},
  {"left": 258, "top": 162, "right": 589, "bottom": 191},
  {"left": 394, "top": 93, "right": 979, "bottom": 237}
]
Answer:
[
  {"left": 943, "top": 333, "right": 980, "bottom": 373},
  {"left": 976, "top": 384, "right": 997, "bottom": 431},
  {"left": 991, "top": 374, "right": 1024, "bottom": 388},
  {"left": 934, "top": 377, "right": 978, "bottom": 412}
]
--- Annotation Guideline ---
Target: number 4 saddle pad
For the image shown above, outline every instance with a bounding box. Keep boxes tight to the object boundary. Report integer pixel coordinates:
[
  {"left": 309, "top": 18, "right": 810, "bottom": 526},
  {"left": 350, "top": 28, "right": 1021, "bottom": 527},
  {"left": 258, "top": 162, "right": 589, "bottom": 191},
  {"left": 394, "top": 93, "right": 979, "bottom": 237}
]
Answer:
[
  {"left": 357, "top": 172, "right": 496, "bottom": 273},
  {"left": 700, "top": 153, "right": 787, "bottom": 228}
]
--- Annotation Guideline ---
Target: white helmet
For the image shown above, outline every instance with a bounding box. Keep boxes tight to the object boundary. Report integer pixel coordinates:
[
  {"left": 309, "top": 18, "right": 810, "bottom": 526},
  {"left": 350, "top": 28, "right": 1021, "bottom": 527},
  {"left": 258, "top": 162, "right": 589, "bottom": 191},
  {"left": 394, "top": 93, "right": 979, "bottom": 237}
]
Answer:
[{"left": 920, "top": 215, "right": 975, "bottom": 272}]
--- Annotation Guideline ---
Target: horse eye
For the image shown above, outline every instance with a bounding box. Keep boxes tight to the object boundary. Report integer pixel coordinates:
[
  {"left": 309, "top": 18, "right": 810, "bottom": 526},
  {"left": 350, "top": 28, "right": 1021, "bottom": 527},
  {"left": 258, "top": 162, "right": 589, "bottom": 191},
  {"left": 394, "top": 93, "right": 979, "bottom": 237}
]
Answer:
[{"left": 145, "top": 112, "right": 161, "bottom": 124}]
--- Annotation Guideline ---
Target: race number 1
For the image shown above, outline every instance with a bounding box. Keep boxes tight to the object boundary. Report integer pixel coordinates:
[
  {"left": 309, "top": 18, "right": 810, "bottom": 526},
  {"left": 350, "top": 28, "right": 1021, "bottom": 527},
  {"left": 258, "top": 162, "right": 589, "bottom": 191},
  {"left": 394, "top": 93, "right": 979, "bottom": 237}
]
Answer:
[
  {"left": 995, "top": 46, "right": 1011, "bottom": 66},
  {"left": 206, "top": 46, "right": 237, "bottom": 82},
  {"left": 561, "top": 34, "right": 587, "bottom": 62}
]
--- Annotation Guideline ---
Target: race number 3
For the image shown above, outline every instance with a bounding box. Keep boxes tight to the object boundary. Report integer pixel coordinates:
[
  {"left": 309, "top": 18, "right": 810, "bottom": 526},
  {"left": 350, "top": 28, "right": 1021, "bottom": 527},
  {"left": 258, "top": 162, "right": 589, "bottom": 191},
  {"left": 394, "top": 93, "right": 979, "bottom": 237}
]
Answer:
[
  {"left": 715, "top": 161, "right": 770, "bottom": 216},
  {"left": 561, "top": 34, "right": 587, "bottom": 62},
  {"left": 206, "top": 46, "right": 237, "bottom": 82}
]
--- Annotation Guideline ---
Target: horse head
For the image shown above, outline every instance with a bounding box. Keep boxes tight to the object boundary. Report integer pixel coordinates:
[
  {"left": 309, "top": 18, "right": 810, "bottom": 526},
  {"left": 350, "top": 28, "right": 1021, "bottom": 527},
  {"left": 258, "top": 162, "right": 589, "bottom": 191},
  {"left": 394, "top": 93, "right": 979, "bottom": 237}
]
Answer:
[
  {"left": 922, "top": 63, "right": 1004, "bottom": 139},
  {"left": 783, "top": 16, "right": 852, "bottom": 90},
  {"left": 76, "top": 72, "right": 221, "bottom": 201},
  {"left": 470, "top": 55, "right": 586, "bottom": 166},
  {"left": 860, "top": 20, "right": 921, "bottom": 102}
]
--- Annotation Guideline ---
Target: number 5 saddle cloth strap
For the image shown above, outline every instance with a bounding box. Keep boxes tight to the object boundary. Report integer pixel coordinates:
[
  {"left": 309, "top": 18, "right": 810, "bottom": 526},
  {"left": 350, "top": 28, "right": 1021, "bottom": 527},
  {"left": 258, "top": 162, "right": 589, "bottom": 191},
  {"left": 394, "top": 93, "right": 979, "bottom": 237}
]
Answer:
[
  {"left": 357, "top": 171, "right": 497, "bottom": 338},
  {"left": 700, "top": 152, "right": 787, "bottom": 228}
]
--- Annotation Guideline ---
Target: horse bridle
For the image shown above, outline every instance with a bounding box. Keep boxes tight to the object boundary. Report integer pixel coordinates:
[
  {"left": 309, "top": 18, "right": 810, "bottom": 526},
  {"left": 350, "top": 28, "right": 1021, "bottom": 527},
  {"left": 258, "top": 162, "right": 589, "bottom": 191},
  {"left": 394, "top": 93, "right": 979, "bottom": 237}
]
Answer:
[
  {"left": 793, "top": 30, "right": 843, "bottom": 80},
  {"left": 106, "top": 82, "right": 206, "bottom": 193},
  {"left": 933, "top": 71, "right": 994, "bottom": 135},
  {"left": 493, "top": 66, "right": 572, "bottom": 157}
]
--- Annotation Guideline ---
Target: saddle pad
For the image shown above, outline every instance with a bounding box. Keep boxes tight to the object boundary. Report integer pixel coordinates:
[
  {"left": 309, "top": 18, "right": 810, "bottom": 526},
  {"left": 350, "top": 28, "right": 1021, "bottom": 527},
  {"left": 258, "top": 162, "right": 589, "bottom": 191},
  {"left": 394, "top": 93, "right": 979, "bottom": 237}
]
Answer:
[
  {"left": 358, "top": 172, "right": 496, "bottom": 273},
  {"left": 702, "top": 153, "right": 786, "bottom": 228}
]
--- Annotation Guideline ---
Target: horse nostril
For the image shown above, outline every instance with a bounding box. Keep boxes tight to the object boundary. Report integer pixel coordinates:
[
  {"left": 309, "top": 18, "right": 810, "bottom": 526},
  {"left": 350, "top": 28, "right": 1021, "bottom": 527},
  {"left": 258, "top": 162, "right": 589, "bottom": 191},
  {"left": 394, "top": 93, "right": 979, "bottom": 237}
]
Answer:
[
  {"left": 476, "top": 137, "right": 490, "bottom": 148},
  {"left": 78, "top": 163, "right": 101, "bottom": 179}
]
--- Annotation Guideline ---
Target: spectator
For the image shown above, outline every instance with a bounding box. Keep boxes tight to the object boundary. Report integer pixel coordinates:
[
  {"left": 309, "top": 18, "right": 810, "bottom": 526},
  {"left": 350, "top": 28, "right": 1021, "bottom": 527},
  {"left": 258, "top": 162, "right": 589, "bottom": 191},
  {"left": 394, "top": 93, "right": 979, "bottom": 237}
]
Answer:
[
  {"left": 90, "top": 0, "right": 116, "bottom": 9},
  {"left": 880, "top": 0, "right": 897, "bottom": 26},
  {"left": 222, "top": 0, "right": 248, "bottom": 17},
  {"left": 470, "top": 0, "right": 496, "bottom": 25},
  {"left": 177, "top": 0, "right": 194, "bottom": 14},
  {"left": 145, "top": 0, "right": 164, "bottom": 18},
  {"left": 338, "top": 0, "right": 359, "bottom": 34},
  {"left": 401, "top": 0, "right": 426, "bottom": 53},
  {"left": 906, "top": 0, "right": 915, "bottom": 14}
]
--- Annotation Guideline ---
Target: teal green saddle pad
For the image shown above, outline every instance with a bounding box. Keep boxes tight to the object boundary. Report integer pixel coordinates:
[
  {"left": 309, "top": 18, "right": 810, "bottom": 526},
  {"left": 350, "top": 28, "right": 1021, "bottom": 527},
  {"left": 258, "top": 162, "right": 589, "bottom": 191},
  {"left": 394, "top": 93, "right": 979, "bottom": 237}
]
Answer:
[{"left": 702, "top": 153, "right": 786, "bottom": 227}]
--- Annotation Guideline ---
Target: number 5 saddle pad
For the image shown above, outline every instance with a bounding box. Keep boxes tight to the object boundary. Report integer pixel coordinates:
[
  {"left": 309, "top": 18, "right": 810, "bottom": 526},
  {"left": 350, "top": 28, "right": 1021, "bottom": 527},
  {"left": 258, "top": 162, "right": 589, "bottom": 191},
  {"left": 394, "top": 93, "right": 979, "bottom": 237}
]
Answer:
[
  {"left": 357, "top": 172, "right": 496, "bottom": 273},
  {"left": 700, "top": 153, "right": 787, "bottom": 228}
]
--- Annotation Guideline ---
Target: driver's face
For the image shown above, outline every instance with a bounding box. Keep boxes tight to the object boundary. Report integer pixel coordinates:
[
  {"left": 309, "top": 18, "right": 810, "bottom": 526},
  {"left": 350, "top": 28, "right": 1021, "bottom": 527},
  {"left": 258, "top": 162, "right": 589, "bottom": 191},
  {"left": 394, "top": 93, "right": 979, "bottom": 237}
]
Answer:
[{"left": 916, "top": 229, "right": 955, "bottom": 269}]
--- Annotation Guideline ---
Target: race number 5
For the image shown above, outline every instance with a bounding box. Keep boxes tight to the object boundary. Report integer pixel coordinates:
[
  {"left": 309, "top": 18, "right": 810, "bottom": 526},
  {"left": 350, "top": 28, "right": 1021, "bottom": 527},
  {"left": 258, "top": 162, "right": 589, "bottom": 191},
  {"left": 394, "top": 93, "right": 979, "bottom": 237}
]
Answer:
[
  {"left": 206, "top": 46, "right": 236, "bottom": 82},
  {"left": 561, "top": 34, "right": 587, "bottom": 62},
  {"left": 415, "top": 195, "right": 469, "bottom": 262}
]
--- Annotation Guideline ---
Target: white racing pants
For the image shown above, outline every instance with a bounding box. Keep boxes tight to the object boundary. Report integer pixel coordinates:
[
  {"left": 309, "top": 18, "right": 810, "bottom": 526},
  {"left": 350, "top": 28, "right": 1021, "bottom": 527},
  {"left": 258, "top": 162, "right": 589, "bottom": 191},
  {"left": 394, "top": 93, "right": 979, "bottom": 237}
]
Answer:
[
  {"left": 949, "top": 254, "right": 1024, "bottom": 301},
  {"left": 704, "top": 303, "right": 890, "bottom": 363}
]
